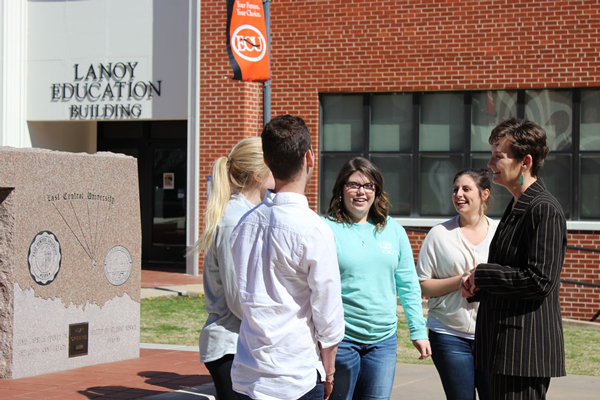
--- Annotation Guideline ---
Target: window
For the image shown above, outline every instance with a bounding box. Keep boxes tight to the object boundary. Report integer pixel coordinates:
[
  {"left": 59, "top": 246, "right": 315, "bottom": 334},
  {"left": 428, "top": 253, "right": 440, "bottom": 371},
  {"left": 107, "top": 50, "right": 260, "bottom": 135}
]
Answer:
[
  {"left": 319, "top": 89, "right": 600, "bottom": 220},
  {"left": 580, "top": 89, "right": 600, "bottom": 218}
]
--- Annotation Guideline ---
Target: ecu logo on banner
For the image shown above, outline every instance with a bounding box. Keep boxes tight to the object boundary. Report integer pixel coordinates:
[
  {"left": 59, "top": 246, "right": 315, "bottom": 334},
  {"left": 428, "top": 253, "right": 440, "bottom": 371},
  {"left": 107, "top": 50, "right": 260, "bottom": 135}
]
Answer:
[{"left": 226, "top": 0, "right": 270, "bottom": 82}]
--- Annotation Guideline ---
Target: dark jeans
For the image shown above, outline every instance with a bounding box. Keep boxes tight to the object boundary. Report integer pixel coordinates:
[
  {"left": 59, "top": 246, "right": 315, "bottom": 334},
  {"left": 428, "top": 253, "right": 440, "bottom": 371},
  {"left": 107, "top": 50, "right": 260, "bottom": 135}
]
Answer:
[
  {"left": 205, "top": 354, "right": 237, "bottom": 400},
  {"left": 235, "top": 372, "right": 324, "bottom": 400},
  {"left": 429, "top": 330, "right": 490, "bottom": 400}
]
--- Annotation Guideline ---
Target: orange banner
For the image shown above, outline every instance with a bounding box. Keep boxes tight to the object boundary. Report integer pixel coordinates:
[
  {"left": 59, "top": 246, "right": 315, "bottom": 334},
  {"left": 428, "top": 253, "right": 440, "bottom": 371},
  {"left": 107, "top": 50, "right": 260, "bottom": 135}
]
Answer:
[{"left": 226, "top": 0, "right": 270, "bottom": 82}]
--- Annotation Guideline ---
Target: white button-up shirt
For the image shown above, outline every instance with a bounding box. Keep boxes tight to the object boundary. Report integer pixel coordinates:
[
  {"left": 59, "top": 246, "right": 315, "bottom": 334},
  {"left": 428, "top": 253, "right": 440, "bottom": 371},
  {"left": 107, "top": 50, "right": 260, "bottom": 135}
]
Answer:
[{"left": 230, "top": 190, "right": 345, "bottom": 400}]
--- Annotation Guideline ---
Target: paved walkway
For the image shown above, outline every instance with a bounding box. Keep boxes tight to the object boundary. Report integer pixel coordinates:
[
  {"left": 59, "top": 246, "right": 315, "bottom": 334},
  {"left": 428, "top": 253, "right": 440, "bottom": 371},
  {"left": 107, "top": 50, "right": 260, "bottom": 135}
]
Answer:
[
  {"left": 140, "top": 354, "right": 600, "bottom": 400},
  {"left": 1, "top": 269, "right": 598, "bottom": 399},
  {"left": 140, "top": 268, "right": 204, "bottom": 299},
  {"left": 3, "top": 340, "right": 597, "bottom": 400}
]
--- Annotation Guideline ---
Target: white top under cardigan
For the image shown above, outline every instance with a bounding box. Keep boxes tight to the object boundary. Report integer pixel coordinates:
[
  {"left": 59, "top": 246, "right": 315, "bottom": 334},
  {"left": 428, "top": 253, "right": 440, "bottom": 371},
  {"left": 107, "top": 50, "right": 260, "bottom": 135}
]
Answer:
[
  {"left": 230, "top": 190, "right": 345, "bottom": 400},
  {"left": 199, "top": 192, "right": 254, "bottom": 363},
  {"left": 416, "top": 215, "right": 498, "bottom": 338}
]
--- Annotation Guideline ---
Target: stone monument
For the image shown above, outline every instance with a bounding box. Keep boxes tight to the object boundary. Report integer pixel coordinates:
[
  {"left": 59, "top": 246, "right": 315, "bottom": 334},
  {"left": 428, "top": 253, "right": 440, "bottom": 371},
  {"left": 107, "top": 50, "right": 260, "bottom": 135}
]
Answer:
[{"left": 0, "top": 147, "right": 141, "bottom": 379}]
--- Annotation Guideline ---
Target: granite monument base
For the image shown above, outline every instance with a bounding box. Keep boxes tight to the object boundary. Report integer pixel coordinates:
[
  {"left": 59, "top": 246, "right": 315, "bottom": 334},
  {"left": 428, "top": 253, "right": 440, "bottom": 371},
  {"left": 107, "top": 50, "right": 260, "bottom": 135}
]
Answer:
[{"left": 0, "top": 147, "right": 141, "bottom": 379}]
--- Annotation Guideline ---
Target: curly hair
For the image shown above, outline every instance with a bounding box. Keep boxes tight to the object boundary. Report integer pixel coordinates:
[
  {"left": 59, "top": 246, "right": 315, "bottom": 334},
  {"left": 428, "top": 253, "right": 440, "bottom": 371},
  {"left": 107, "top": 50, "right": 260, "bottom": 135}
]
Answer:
[{"left": 325, "top": 157, "right": 391, "bottom": 231}]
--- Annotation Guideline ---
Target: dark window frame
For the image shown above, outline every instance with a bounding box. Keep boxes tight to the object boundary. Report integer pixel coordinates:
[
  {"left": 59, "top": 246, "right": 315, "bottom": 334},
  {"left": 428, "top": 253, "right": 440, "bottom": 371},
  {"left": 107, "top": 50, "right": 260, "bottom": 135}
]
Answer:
[{"left": 319, "top": 89, "right": 597, "bottom": 221}]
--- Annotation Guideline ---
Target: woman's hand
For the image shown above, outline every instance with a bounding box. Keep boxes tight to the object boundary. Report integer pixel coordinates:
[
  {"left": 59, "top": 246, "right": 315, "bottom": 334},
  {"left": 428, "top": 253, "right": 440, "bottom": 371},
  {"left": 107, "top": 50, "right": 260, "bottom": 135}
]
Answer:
[
  {"left": 412, "top": 339, "right": 432, "bottom": 360},
  {"left": 460, "top": 269, "right": 478, "bottom": 298}
]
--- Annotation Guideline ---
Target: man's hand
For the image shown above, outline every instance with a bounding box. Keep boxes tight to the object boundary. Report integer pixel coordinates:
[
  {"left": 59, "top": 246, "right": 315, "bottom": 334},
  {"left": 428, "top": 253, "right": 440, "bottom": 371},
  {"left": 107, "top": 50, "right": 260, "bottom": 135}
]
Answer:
[
  {"left": 323, "top": 378, "right": 334, "bottom": 399},
  {"left": 412, "top": 339, "right": 432, "bottom": 360},
  {"left": 319, "top": 342, "right": 337, "bottom": 399}
]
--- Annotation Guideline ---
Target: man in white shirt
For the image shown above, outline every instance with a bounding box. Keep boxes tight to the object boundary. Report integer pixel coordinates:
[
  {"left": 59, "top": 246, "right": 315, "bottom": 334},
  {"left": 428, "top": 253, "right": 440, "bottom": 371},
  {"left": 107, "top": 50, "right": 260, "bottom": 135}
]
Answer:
[{"left": 230, "top": 115, "right": 345, "bottom": 400}]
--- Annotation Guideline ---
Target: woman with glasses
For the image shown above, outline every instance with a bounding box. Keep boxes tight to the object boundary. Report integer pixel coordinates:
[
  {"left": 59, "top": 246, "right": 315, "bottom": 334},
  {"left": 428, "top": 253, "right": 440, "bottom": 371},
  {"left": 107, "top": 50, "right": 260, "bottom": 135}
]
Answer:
[
  {"left": 416, "top": 168, "right": 497, "bottom": 400},
  {"left": 323, "top": 157, "right": 431, "bottom": 400}
]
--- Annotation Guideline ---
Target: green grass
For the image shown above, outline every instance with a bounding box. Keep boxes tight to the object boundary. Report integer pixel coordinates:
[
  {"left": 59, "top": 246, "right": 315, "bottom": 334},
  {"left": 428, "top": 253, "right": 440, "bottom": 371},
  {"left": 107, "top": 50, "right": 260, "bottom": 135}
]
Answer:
[
  {"left": 140, "top": 295, "right": 207, "bottom": 346},
  {"left": 141, "top": 296, "right": 600, "bottom": 376},
  {"left": 562, "top": 324, "right": 600, "bottom": 376},
  {"left": 396, "top": 312, "right": 600, "bottom": 376},
  {"left": 396, "top": 312, "right": 434, "bottom": 366}
]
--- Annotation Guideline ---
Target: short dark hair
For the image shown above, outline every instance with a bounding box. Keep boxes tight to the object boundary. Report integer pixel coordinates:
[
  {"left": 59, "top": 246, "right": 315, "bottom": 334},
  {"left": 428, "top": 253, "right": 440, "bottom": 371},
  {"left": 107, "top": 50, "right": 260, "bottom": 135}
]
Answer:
[
  {"left": 453, "top": 168, "right": 493, "bottom": 214},
  {"left": 325, "top": 157, "right": 391, "bottom": 231},
  {"left": 261, "top": 115, "right": 312, "bottom": 181},
  {"left": 489, "top": 118, "right": 549, "bottom": 177}
]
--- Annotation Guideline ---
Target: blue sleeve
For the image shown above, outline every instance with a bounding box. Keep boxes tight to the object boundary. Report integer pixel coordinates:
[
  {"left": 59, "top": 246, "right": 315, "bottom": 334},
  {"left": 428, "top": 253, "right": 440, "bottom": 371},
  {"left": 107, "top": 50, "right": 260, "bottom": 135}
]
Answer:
[{"left": 394, "top": 221, "right": 428, "bottom": 341}]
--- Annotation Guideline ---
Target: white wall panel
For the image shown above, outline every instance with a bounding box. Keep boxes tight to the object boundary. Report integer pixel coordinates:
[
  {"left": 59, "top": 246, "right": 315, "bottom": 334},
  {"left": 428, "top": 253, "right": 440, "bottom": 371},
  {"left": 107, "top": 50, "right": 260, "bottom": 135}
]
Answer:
[{"left": 27, "top": 0, "right": 188, "bottom": 121}]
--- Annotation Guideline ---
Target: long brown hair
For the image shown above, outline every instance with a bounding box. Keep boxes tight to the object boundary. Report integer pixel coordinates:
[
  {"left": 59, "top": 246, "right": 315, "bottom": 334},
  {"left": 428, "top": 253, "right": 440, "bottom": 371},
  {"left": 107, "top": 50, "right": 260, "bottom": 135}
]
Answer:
[{"left": 325, "top": 157, "right": 391, "bottom": 231}]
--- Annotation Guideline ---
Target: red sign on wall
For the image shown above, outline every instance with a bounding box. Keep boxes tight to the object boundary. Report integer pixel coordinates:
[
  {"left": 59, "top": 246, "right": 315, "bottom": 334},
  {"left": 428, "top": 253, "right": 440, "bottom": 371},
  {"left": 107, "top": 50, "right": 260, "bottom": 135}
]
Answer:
[{"left": 226, "top": 0, "right": 270, "bottom": 82}]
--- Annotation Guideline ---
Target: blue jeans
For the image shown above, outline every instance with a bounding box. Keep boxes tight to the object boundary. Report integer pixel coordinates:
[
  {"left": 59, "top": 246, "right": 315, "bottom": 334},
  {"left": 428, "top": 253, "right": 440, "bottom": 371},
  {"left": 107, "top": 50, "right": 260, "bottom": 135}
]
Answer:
[
  {"left": 330, "top": 334, "right": 397, "bottom": 400},
  {"left": 429, "top": 330, "right": 490, "bottom": 400}
]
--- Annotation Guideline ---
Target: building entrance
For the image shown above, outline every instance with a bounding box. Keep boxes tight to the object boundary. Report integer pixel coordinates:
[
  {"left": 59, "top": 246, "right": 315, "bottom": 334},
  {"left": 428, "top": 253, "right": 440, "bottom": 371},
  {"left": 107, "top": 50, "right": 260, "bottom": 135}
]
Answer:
[{"left": 98, "top": 120, "right": 187, "bottom": 269}]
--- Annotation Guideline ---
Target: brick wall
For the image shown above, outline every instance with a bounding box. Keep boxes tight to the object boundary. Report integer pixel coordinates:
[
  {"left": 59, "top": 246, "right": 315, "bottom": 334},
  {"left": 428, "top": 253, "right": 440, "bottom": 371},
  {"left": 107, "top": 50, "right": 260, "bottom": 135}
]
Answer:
[
  {"left": 198, "top": 1, "right": 264, "bottom": 268},
  {"left": 562, "top": 231, "right": 600, "bottom": 321},
  {"left": 200, "top": 0, "right": 600, "bottom": 322}
]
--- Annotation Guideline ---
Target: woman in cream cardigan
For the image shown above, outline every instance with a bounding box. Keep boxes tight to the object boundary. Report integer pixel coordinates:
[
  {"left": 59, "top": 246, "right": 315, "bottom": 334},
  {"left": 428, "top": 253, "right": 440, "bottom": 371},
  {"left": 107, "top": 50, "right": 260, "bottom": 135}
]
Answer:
[{"left": 417, "top": 168, "right": 497, "bottom": 400}]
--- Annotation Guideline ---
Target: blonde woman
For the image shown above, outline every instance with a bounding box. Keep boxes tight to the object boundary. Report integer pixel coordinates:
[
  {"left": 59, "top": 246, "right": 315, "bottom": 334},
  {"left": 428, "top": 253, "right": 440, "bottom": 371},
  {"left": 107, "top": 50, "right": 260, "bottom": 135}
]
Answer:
[{"left": 197, "top": 137, "right": 274, "bottom": 400}]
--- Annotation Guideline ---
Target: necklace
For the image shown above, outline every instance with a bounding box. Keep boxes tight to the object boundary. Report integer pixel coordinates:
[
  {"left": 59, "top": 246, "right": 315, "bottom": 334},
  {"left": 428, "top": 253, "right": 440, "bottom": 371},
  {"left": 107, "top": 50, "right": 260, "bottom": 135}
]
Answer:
[{"left": 351, "top": 224, "right": 368, "bottom": 248}]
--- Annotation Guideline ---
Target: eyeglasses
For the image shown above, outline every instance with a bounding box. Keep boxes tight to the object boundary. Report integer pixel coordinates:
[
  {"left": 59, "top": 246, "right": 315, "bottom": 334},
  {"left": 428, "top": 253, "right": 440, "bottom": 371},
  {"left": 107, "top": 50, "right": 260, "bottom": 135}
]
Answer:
[{"left": 345, "top": 182, "right": 376, "bottom": 192}]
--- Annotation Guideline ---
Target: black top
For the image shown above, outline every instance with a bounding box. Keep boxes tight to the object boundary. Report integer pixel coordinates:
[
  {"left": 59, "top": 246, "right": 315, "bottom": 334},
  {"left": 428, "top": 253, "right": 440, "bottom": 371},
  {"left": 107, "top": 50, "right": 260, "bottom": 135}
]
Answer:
[{"left": 473, "top": 179, "right": 567, "bottom": 377}]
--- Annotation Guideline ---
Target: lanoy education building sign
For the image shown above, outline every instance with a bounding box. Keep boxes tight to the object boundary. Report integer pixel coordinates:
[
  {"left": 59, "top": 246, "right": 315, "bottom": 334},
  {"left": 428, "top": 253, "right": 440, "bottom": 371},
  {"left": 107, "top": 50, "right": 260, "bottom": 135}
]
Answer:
[
  {"left": 50, "top": 62, "right": 162, "bottom": 120},
  {"left": 26, "top": 0, "right": 188, "bottom": 122}
]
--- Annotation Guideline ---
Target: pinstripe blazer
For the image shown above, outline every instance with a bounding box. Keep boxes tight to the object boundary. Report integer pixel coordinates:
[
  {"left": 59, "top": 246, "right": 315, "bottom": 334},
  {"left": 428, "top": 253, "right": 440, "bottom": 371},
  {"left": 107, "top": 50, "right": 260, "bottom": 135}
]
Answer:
[{"left": 473, "top": 180, "right": 567, "bottom": 378}]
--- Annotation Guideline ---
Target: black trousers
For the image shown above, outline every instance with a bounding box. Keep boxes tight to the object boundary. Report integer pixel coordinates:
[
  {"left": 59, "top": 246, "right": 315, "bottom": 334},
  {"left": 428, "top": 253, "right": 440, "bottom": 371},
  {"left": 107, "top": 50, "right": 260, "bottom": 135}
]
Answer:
[
  {"left": 205, "top": 354, "right": 237, "bottom": 400},
  {"left": 490, "top": 374, "right": 551, "bottom": 400}
]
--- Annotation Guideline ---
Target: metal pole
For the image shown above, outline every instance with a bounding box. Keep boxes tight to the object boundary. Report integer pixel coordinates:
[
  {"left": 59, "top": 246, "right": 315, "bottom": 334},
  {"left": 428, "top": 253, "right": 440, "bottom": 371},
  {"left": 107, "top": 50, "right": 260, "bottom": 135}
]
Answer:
[
  {"left": 185, "top": 0, "right": 201, "bottom": 276},
  {"left": 263, "top": 0, "right": 271, "bottom": 126}
]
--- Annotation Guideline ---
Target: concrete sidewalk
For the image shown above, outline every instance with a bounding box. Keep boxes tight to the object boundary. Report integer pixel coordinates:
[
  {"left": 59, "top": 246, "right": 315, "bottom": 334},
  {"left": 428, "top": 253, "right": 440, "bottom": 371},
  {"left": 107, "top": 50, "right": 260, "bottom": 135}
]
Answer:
[
  {"left": 140, "top": 344, "right": 600, "bottom": 400},
  {"left": 2, "top": 340, "right": 595, "bottom": 399}
]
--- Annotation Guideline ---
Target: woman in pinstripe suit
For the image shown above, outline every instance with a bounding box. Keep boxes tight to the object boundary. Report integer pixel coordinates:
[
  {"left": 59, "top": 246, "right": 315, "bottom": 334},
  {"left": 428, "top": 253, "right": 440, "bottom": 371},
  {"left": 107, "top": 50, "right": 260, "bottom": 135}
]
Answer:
[{"left": 461, "top": 118, "right": 567, "bottom": 400}]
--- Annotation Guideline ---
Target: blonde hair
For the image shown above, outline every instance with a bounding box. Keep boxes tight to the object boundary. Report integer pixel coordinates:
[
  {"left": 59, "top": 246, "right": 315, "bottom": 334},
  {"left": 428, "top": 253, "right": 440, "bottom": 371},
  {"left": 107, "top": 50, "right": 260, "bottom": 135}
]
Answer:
[{"left": 197, "top": 137, "right": 269, "bottom": 252}]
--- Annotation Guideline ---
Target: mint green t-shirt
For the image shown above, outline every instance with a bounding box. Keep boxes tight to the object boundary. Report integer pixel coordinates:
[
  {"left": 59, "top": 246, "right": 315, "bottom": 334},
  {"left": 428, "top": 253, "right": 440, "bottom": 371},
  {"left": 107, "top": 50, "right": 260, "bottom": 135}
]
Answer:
[{"left": 324, "top": 216, "right": 428, "bottom": 344}]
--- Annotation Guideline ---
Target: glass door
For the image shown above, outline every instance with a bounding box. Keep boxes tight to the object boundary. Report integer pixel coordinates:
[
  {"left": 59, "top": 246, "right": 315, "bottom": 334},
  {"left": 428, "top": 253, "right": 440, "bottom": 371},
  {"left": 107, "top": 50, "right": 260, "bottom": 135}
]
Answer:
[
  {"left": 98, "top": 120, "right": 187, "bottom": 268},
  {"left": 151, "top": 147, "right": 187, "bottom": 259}
]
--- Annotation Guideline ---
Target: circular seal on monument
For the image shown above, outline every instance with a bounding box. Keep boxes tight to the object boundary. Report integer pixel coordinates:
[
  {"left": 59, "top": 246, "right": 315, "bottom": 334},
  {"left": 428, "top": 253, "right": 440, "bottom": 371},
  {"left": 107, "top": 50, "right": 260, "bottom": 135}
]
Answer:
[
  {"left": 28, "top": 231, "right": 62, "bottom": 285},
  {"left": 104, "top": 245, "right": 133, "bottom": 286}
]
